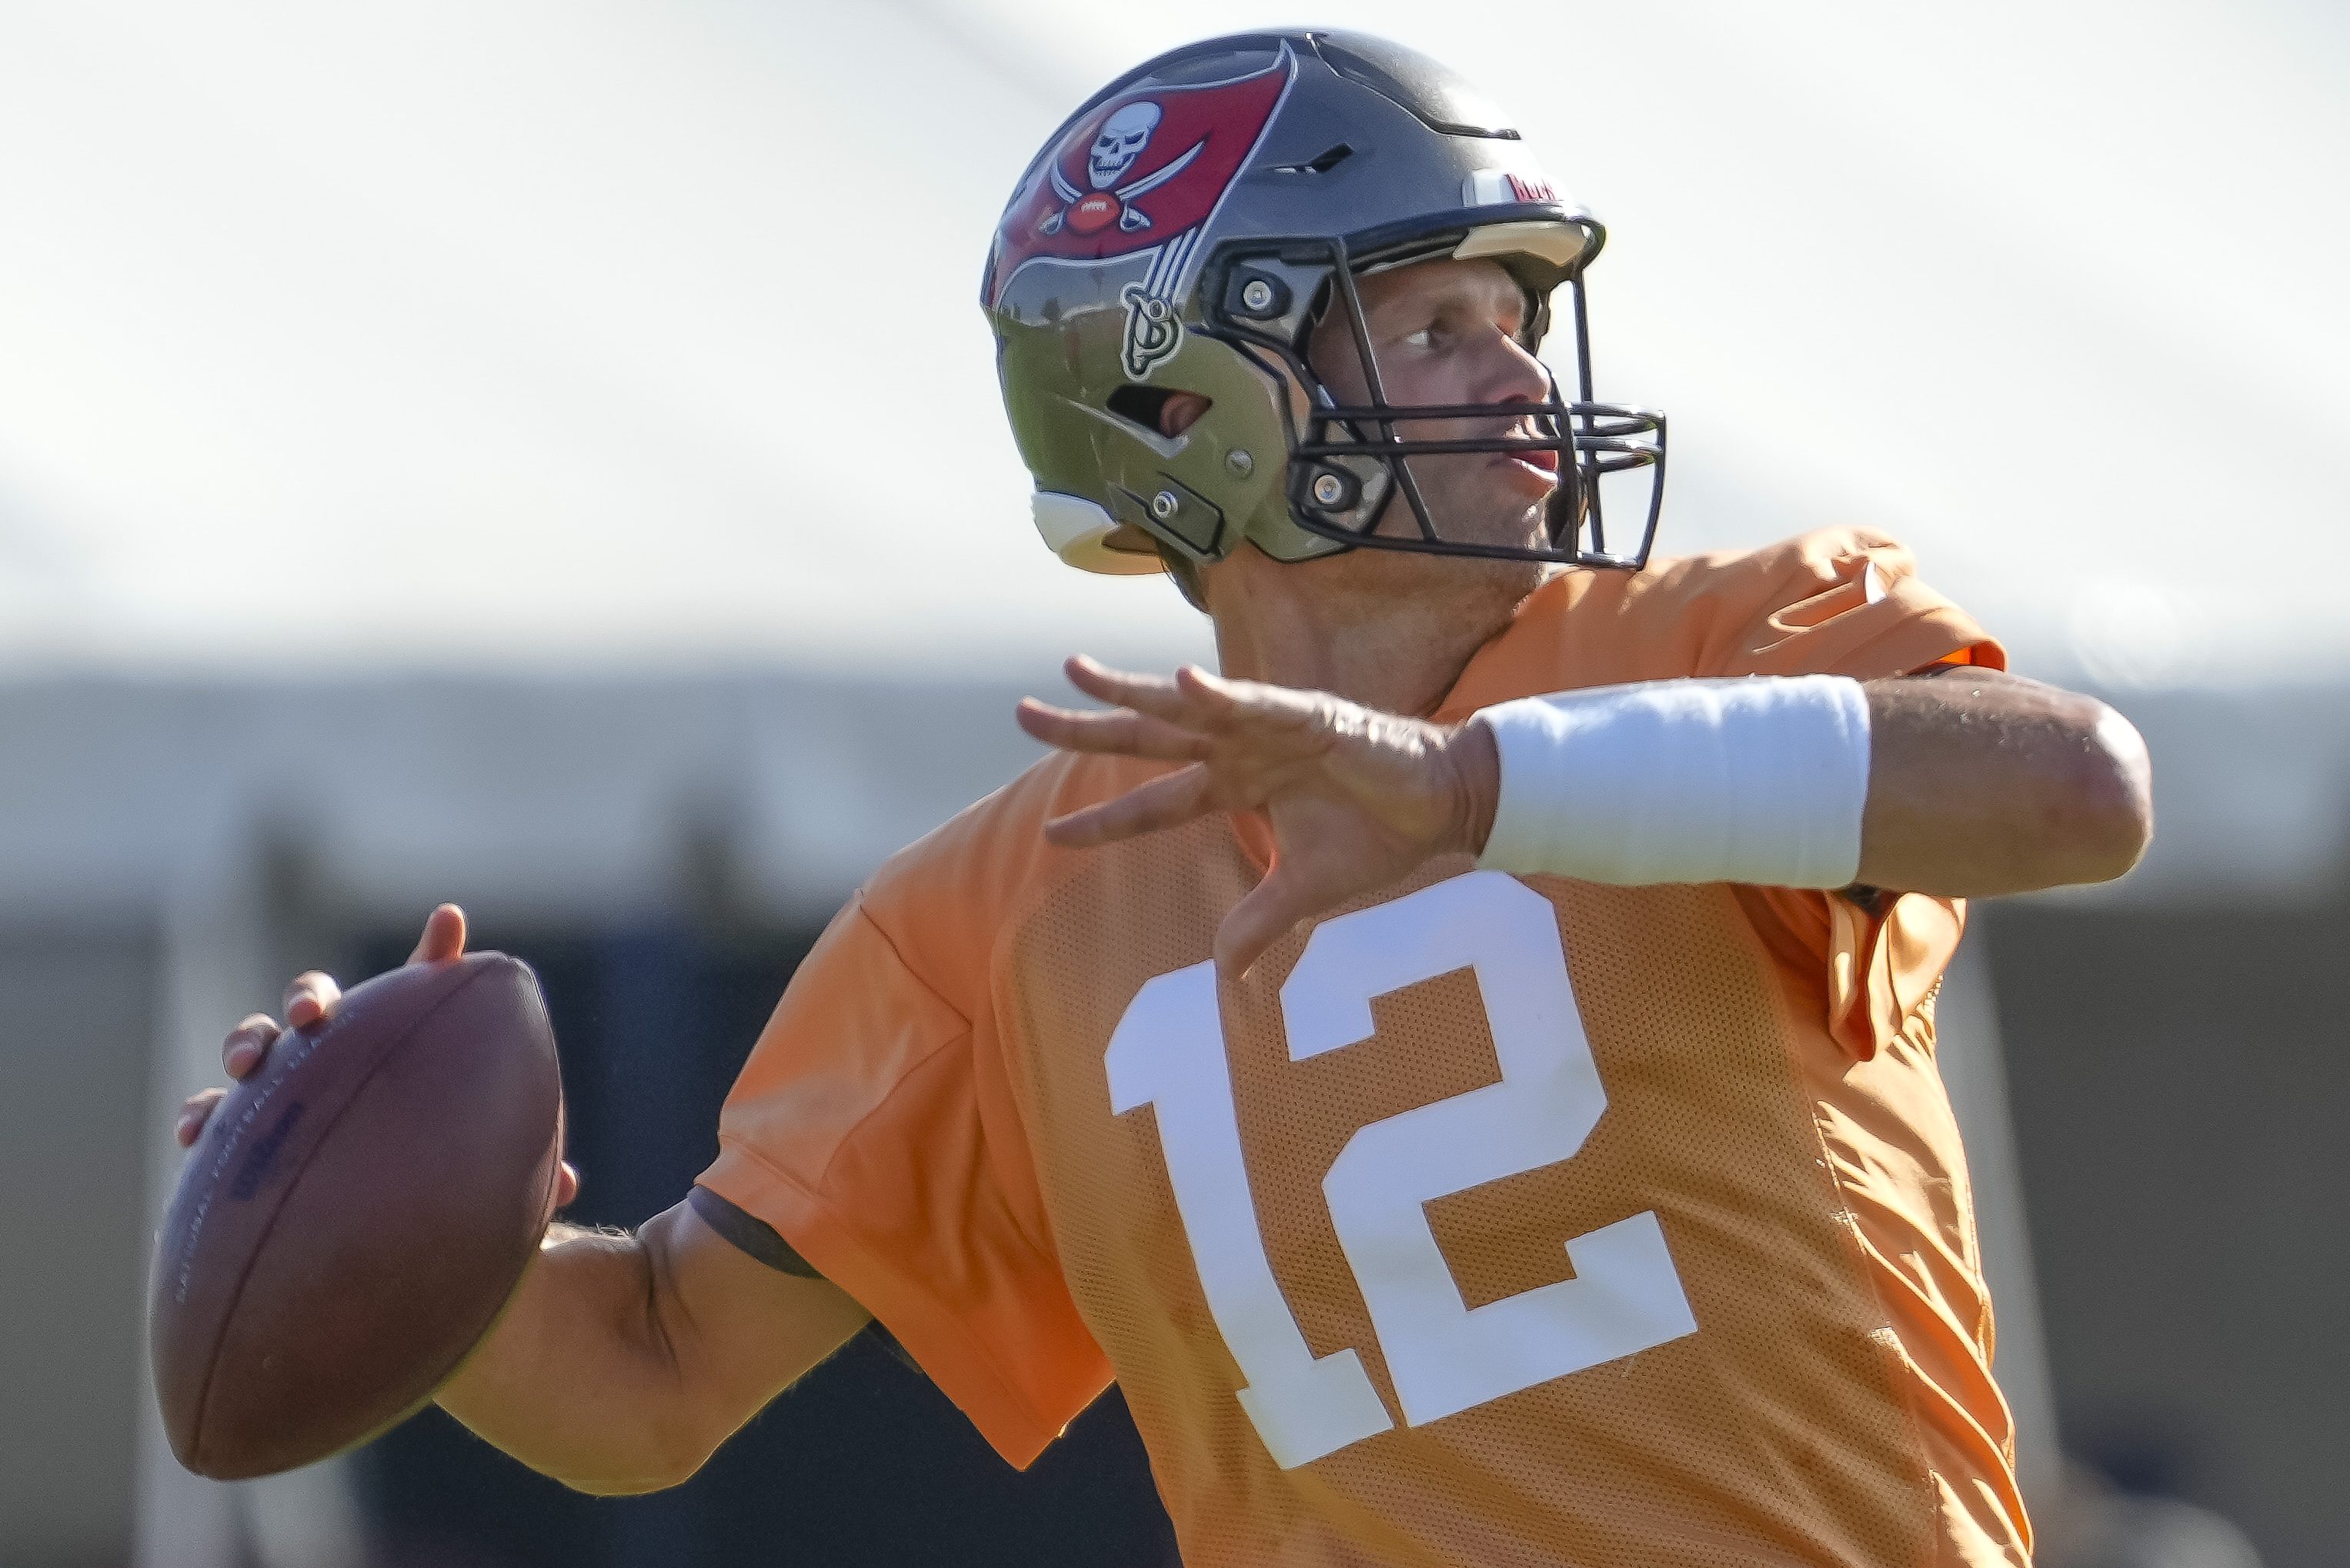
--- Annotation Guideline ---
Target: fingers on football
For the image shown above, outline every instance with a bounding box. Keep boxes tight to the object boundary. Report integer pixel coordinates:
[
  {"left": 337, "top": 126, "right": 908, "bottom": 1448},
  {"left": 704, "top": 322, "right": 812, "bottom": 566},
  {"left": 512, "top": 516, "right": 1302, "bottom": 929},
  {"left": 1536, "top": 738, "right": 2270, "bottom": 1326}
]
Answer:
[
  {"left": 1016, "top": 698, "right": 1212, "bottom": 762},
  {"left": 407, "top": 902, "right": 468, "bottom": 966},
  {"left": 282, "top": 972, "right": 342, "bottom": 1031},
  {"left": 1043, "top": 764, "right": 1215, "bottom": 848},
  {"left": 222, "top": 1013, "right": 281, "bottom": 1079},
  {"left": 176, "top": 1086, "right": 228, "bottom": 1148}
]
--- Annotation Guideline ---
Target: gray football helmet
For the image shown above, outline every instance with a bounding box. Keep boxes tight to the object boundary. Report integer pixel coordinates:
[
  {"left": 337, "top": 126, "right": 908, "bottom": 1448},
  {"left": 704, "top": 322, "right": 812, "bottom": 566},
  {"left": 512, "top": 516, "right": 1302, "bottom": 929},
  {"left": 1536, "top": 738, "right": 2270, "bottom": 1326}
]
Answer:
[{"left": 980, "top": 29, "right": 1665, "bottom": 585}]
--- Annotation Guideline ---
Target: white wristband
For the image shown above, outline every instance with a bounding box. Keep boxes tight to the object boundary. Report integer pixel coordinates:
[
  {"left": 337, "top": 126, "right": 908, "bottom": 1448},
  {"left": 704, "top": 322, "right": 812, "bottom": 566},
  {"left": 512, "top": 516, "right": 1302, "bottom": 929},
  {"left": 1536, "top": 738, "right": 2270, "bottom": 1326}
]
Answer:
[{"left": 1474, "top": 676, "right": 1872, "bottom": 889}]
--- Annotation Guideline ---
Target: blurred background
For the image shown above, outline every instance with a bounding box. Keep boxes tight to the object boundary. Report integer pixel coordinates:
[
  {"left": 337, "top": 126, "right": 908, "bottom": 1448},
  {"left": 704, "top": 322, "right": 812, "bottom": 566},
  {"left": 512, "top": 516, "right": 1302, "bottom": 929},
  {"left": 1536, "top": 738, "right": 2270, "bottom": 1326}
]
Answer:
[{"left": 0, "top": 2, "right": 2342, "bottom": 1565}]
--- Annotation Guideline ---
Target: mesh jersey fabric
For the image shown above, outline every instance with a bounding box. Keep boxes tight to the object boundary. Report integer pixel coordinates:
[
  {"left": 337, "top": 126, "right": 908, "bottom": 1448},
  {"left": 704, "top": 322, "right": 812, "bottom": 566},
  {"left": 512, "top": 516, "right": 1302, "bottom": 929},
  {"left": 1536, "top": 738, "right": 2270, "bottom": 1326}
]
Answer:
[{"left": 701, "top": 527, "right": 2027, "bottom": 1567}]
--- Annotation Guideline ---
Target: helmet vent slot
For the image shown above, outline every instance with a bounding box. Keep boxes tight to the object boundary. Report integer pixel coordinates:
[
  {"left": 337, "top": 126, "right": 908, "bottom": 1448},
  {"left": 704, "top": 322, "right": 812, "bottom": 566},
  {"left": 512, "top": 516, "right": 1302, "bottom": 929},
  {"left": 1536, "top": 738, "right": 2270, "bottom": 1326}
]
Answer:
[{"left": 1270, "top": 142, "right": 1354, "bottom": 175}]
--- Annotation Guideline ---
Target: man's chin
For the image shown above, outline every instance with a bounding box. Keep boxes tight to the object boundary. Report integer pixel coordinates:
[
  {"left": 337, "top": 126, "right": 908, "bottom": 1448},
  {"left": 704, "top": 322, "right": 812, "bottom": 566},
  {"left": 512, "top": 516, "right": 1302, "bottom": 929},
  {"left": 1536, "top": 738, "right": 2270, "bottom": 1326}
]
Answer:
[
  {"left": 1421, "top": 502, "right": 1550, "bottom": 557},
  {"left": 1362, "top": 485, "right": 1547, "bottom": 555}
]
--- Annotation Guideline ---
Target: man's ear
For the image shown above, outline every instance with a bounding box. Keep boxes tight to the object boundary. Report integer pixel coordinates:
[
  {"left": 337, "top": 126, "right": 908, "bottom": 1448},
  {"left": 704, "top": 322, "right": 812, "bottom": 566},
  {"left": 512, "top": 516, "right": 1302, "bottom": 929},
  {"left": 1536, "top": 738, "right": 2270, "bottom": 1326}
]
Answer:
[{"left": 1159, "top": 391, "right": 1211, "bottom": 436}]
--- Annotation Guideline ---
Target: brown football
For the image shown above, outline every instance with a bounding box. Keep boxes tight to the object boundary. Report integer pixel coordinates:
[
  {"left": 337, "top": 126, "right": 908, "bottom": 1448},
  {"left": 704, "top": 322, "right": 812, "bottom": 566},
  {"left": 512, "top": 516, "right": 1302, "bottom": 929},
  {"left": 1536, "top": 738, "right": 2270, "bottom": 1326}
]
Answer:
[{"left": 150, "top": 952, "right": 565, "bottom": 1480}]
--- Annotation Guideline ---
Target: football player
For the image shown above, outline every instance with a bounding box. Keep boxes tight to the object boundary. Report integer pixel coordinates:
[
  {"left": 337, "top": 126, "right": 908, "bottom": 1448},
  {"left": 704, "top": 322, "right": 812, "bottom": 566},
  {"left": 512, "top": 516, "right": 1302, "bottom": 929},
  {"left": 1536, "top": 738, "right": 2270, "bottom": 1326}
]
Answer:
[{"left": 180, "top": 31, "right": 2148, "bottom": 1566}]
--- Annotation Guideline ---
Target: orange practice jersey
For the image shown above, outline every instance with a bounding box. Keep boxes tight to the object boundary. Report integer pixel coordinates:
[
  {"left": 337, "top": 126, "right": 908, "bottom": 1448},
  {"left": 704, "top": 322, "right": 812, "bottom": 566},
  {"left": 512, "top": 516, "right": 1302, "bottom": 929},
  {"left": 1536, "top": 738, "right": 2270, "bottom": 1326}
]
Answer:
[{"left": 703, "top": 528, "right": 2026, "bottom": 1567}]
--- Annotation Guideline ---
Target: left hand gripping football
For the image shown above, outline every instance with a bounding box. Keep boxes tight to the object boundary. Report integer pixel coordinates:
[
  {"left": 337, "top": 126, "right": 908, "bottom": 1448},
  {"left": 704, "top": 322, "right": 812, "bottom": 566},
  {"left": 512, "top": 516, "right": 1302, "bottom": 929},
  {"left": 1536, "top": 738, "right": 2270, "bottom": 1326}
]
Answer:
[{"left": 1016, "top": 656, "right": 1497, "bottom": 980}]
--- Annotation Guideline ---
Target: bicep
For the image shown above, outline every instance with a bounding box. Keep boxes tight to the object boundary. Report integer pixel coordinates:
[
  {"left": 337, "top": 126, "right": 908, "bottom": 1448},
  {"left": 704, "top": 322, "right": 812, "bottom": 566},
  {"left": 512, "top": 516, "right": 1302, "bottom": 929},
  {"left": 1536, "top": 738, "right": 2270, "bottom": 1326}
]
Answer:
[{"left": 638, "top": 1196, "right": 874, "bottom": 1458}]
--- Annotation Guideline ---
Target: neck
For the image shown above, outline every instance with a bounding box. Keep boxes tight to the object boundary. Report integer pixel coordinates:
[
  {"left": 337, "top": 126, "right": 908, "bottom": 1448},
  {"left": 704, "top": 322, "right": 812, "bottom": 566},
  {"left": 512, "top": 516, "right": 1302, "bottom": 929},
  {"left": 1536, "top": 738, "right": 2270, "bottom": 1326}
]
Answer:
[{"left": 1202, "top": 545, "right": 1545, "bottom": 718}]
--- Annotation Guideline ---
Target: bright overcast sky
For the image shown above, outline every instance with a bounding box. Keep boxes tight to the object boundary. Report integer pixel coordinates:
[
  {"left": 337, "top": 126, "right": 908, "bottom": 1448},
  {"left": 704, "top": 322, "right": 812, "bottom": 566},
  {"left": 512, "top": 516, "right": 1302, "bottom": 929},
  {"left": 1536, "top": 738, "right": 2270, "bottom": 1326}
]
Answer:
[{"left": 0, "top": 0, "right": 2342, "bottom": 685}]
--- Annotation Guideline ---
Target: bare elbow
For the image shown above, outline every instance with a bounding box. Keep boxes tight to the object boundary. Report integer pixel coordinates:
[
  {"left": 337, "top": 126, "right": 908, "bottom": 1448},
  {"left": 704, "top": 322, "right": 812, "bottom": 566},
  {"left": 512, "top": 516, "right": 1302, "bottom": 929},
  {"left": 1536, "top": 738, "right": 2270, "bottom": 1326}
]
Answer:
[
  {"left": 555, "top": 1422, "right": 719, "bottom": 1496},
  {"left": 2055, "top": 700, "right": 2154, "bottom": 884},
  {"left": 539, "top": 1228, "right": 732, "bottom": 1496},
  {"left": 563, "top": 1468, "right": 690, "bottom": 1499}
]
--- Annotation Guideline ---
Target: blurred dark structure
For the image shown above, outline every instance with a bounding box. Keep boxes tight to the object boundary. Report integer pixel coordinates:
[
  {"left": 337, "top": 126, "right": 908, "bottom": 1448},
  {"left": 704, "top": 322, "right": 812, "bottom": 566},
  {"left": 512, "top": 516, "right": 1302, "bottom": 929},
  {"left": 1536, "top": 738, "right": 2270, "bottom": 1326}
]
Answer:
[
  {"left": 1989, "top": 897, "right": 2350, "bottom": 1568},
  {"left": 0, "top": 922, "right": 157, "bottom": 1568}
]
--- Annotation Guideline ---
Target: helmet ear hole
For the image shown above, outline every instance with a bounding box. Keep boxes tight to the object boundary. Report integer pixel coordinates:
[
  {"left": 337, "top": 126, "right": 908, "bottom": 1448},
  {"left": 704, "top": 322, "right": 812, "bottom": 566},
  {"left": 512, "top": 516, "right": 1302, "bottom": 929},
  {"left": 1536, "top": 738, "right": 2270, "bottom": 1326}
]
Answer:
[{"left": 1107, "top": 384, "right": 1212, "bottom": 437}]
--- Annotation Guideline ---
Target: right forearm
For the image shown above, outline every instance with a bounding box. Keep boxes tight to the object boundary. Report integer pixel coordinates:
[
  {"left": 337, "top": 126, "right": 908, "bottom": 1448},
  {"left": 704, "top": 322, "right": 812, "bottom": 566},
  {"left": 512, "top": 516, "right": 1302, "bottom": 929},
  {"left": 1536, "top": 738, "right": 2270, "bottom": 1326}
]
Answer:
[
  {"left": 432, "top": 1198, "right": 873, "bottom": 1495},
  {"left": 436, "top": 1223, "right": 703, "bottom": 1494}
]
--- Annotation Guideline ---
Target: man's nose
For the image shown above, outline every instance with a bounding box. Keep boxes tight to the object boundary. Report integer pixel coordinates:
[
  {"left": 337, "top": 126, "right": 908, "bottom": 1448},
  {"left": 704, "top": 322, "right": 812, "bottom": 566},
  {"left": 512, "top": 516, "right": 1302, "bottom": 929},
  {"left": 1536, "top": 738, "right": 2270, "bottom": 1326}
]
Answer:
[{"left": 1477, "top": 328, "right": 1554, "bottom": 411}]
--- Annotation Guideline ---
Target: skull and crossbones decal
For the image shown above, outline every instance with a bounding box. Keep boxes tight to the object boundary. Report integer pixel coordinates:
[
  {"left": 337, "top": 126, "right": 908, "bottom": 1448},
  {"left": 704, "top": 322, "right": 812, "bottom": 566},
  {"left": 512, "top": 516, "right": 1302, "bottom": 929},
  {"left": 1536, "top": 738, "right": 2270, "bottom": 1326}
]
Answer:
[
  {"left": 1040, "top": 98, "right": 1206, "bottom": 237},
  {"left": 1090, "top": 102, "right": 1160, "bottom": 187}
]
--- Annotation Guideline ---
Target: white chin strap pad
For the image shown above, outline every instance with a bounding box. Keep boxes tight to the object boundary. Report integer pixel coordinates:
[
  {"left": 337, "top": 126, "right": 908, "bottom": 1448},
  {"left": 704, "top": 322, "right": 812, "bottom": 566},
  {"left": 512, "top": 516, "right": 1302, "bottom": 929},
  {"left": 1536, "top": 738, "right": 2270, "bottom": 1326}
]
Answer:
[
  {"left": 1032, "top": 491, "right": 1165, "bottom": 576},
  {"left": 1474, "top": 676, "right": 1872, "bottom": 889}
]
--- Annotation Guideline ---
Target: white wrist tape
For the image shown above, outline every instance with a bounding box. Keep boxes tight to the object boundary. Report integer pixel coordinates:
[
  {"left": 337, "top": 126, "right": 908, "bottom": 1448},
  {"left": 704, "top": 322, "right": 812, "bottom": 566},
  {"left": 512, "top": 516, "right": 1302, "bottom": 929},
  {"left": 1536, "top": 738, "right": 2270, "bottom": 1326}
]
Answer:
[{"left": 1474, "top": 676, "right": 1871, "bottom": 888}]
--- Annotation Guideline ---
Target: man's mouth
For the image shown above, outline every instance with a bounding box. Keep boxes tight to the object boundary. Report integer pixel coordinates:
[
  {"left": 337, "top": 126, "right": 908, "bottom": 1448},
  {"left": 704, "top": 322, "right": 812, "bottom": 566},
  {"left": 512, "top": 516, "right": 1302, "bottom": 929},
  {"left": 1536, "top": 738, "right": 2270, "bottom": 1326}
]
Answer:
[
  {"left": 1499, "top": 422, "right": 1561, "bottom": 475},
  {"left": 1500, "top": 440, "right": 1561, "bottom": 487}
]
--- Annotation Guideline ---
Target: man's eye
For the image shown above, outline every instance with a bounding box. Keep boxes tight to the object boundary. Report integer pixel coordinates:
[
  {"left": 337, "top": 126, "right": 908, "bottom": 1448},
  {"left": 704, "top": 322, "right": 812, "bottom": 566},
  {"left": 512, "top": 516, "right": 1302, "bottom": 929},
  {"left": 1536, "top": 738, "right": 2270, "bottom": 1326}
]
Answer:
[{"left": 1401, "top": 326, "right": 1436, "bottom": 349}]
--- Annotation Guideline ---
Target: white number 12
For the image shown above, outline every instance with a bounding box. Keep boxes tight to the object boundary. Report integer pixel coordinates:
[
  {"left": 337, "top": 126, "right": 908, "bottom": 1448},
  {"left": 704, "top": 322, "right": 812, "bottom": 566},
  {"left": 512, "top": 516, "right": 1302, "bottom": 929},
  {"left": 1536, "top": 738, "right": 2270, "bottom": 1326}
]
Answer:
[{"left": 1106, "top": 871, "right": 1697, "bottom": 1469}]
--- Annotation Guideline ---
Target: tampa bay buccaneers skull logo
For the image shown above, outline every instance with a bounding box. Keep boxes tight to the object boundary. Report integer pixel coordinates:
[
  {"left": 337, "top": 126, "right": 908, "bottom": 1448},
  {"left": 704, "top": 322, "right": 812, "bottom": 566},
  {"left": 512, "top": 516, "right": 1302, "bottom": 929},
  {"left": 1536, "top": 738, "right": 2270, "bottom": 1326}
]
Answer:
[
  {"left": 1091, "top": 102, "right": 1160, "bottom": 186},
  {"left": 1041, "top": 100, "right": 1207, "bottom": 238},
  {"left": 993, "top": 51, "right": 1293, "bottom": 272},
  {"left": 986, "top": 52, "right": 1295, "bottom": 379}
]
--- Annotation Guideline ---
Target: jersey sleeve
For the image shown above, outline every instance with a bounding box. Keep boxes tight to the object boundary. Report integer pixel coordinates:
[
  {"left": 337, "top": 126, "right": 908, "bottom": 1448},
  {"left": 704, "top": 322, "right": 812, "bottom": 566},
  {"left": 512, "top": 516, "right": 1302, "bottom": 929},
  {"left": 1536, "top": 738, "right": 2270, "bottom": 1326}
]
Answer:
[
  {"left": 698, "top": 891, "right": 1112, "bottom": 1467},
  {"left": 1687, "top": 529, "right": 1998, "bottom": 1058},
  {"left": 1737, "top": 882, "right": 1967, "bottom": 1060},
  {"left": 1687, "top": 527, "right": 2003, "bottom": 682}
]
